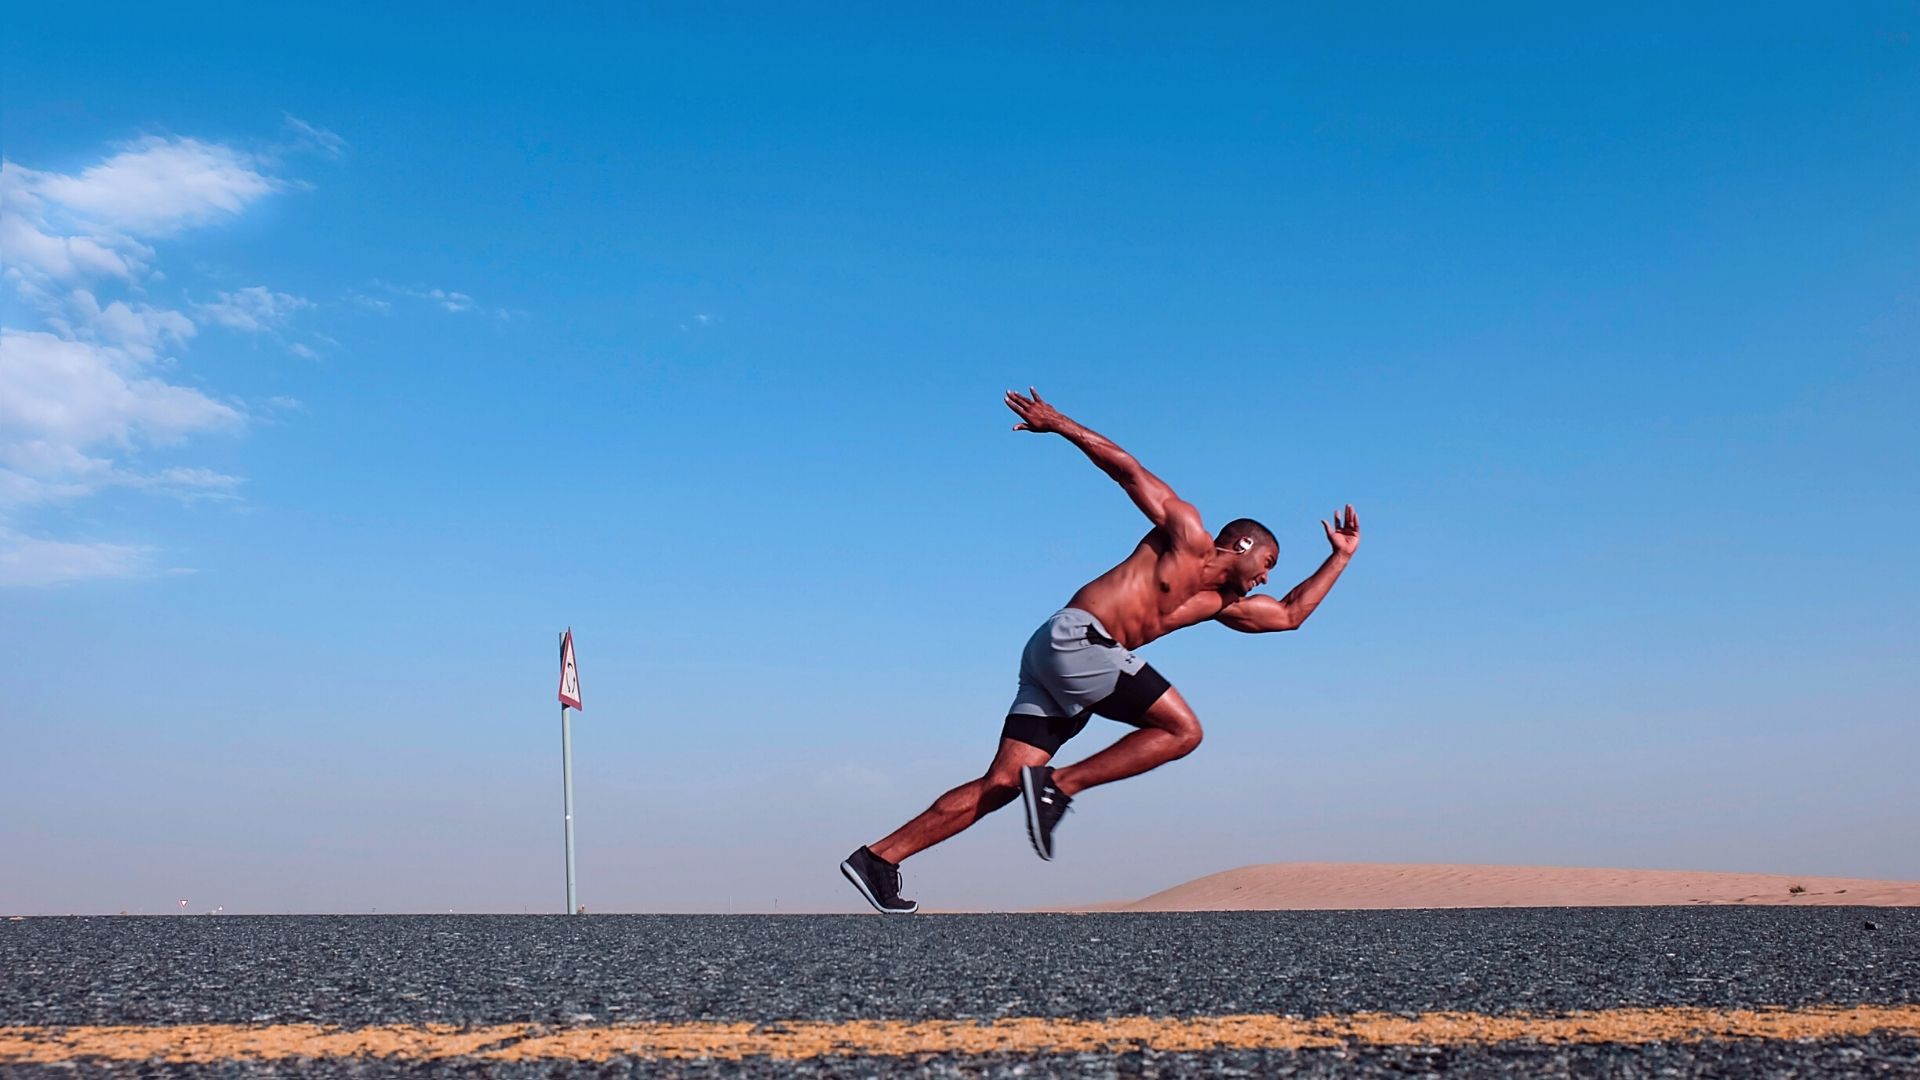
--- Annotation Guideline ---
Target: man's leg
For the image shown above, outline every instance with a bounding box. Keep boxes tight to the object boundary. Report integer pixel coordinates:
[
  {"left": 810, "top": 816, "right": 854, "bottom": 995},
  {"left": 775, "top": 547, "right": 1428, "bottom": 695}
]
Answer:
[
  {"left": 869, "top": 737, "right": 1053, "bottom": 864},
  {"left": 1050, "top": 687, "right": 1201, "bottom": 797}
]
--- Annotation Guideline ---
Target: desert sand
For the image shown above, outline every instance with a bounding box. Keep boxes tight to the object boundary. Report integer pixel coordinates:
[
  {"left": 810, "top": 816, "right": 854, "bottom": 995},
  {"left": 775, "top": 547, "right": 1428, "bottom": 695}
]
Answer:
[{"left": 1062, "top": 862, "right": 1920, "bottom": 911}]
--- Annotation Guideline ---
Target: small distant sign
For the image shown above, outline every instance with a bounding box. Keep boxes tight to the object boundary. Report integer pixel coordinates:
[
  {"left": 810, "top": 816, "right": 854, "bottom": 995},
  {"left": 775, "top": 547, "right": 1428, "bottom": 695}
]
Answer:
[{"left": 558, "top": 628, "right": 583, "bottom": 710}]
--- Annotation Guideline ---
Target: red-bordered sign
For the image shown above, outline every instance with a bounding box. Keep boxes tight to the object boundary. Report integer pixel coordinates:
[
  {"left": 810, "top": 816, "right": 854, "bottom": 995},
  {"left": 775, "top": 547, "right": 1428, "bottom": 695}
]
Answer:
[{"left": 558, "top": 628, "right": 583, "bottom": 710}]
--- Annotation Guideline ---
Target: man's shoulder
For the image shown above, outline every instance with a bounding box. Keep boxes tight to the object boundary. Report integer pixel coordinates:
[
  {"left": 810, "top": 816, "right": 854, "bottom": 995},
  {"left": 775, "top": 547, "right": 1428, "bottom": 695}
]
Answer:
[
  {"left": 1142, "top": 521, "right": 1211, "bottom": 558},
  {"left": 1162, "top": 499, "right": 1210, "bottom": 548}
]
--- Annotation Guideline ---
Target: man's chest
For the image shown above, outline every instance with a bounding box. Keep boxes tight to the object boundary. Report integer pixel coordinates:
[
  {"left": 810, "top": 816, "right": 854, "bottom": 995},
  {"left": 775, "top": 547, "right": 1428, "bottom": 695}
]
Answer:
[{"left": 1152, "top": 561, "right": 1227, "bottom": 624}]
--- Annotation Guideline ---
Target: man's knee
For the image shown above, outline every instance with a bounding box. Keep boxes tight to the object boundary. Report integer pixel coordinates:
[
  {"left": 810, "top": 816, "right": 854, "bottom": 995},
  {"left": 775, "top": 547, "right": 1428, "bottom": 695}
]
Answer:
[
  {"left": 1170, "top": 722, "right": 1202, "bottom": 758},
  {"left": 981, "top": 769, "right": 1023, "bottom": 798},
  {"left": 1140, "top": 687, "right": 1203, "bottom": 758}
]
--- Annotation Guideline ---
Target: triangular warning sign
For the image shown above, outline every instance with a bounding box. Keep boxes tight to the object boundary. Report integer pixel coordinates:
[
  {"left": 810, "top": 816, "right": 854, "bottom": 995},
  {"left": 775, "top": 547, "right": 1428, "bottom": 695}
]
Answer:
[{"left": 558, "top": 628, "right": 583, "bottom": 710}]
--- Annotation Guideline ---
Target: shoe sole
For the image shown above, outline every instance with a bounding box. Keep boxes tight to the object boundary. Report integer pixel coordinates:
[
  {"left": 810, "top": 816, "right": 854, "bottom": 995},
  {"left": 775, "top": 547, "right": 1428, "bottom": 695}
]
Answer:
[
  {"left": 1020, "top": 766, "right": 1054, "bottom": 861},
  {"left": 839, "top": 860, "right": 919, "bottom": 914}
]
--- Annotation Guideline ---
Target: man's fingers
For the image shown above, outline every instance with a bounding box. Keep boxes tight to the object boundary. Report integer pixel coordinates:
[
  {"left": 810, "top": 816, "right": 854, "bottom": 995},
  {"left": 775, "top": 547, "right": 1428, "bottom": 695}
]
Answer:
[
  {"left": 1014, "top": 423, "right": 1029, "bottom": 431},
  {"left": 1322, "top": 519, "right": 1333, "bottom": 538}
]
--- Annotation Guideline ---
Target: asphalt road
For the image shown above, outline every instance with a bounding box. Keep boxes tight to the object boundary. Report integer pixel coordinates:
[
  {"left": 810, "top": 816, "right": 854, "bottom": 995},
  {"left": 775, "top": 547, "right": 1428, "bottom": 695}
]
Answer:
[{"left": 4, "top": 907, "right": 1918, "bottom": 1076}]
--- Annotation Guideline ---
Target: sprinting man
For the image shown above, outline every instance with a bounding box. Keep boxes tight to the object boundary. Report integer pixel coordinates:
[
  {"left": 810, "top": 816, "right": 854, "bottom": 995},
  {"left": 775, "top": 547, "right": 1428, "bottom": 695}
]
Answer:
[{"left": 841, "top": 389, "right": 1361, "bottom": 914}]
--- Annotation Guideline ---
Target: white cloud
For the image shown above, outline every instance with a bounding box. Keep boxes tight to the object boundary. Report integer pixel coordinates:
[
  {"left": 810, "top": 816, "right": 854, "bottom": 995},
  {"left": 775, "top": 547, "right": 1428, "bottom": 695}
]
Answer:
[
  {"left": 0, "top": 329, "right": 241, "bottom": 488},
  {"left": 31, "top": 135, "right": 280, "bottom": 238},
  {"left": 1, "top": 135, "right": 282, "bottom": 324},
  {"left": 62, "top": 290, "right": 196, "bottom": 359},
  {"left": 196, "top": 286, "right": 313, "bottom": 333},
  {"left": 0, "top": 527, "right": 153, "bottom": 587},
  {"left": 1, "top": 168, "right": 150, "bottom": 328},
  {"left": 0, "top": 132, "right": 291, "bottom": 586}
]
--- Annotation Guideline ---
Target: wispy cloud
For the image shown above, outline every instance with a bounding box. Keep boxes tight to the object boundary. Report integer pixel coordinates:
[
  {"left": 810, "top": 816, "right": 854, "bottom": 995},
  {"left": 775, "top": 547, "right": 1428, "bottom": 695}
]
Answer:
[
  {"left": 0, "top": 133, "right": 295, "bottom": 585},
  {"left": 195, "top": 285, "right": 314, "bottom": 332},
  {"left": 365, "top": 280, "right": 518, "bottom": 318},
  {"left": 425, "top": 287, "right": 476, "bottom": 313},
  {"left": 0, "top": 526, "right": 154, "bottom": 587},
  {"left": 281, "top": 114, "right": 346, "bottom": 159}
]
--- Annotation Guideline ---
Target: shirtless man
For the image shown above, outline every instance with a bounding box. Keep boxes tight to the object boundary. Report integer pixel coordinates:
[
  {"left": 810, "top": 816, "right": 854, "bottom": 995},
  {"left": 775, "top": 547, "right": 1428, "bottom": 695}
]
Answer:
[{"left": 840, "top": 389, "right": 1360, "bottom": 914}]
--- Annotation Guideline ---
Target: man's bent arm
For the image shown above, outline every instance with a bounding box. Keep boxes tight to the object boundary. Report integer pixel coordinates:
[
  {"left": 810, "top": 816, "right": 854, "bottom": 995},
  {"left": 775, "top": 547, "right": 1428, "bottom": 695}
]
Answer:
[
  {"left": 1004, "top": 388, "right": 1200, "bottom": 537},
  {"left": 1217, "top": 551, "right": 1352, "bottom": 633},
  {"left": 1218, "top": 506, "right": 1361, "bottom": 633}
]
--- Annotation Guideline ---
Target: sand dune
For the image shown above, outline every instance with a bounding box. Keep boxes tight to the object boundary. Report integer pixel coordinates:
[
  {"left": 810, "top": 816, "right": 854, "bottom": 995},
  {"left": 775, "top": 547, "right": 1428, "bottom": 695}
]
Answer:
[{"left": 1063, "top": 862, "right": 1920, "bottom": 911}]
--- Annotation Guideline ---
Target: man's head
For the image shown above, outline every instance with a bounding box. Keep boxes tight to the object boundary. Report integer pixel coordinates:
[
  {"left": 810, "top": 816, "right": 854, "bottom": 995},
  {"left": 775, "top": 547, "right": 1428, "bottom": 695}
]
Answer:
[{"left": 1214, "top": 518, "right": 1277, "bottom": 596}]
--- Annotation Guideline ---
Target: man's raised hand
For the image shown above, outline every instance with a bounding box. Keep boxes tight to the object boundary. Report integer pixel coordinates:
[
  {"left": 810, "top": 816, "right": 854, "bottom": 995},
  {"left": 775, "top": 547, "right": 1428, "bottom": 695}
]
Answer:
[
  {"left": 1005, "top": 387, "right": 1066, "bottom": 433},
  {"left": 1323, "top": 504, "right": 1360, "bottom": 556}
]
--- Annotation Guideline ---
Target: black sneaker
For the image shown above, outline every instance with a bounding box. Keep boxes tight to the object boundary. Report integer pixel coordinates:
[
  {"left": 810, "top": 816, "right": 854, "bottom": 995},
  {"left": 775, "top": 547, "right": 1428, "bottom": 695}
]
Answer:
[
  {"left": 1020, "top": 765, "right": 1071, "bottom": 860},
  {"left": 840, "top": 846, "right": 919, "bottom": 914}
]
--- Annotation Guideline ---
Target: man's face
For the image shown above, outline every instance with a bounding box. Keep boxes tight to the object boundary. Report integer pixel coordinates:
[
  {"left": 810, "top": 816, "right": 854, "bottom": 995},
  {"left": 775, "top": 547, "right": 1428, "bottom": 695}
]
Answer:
[{"left": 1230, "top": 544, "right": 1278, "bottom": 596}]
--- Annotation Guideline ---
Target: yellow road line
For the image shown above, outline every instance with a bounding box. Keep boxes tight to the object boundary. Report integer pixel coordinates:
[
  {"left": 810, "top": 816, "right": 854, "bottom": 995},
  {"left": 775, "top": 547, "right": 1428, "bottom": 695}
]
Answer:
[{"left": 4, "top": 1005, "right": 1919, "bottom": 1063}]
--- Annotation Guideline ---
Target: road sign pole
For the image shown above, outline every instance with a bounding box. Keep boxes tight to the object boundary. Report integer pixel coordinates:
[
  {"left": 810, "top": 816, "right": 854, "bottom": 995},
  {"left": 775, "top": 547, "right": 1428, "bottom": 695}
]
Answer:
[
  {"left": 560, "top": 633, "right": 578, "bottom": 915},
  {"left": 561, "top": 703, "right": 578, "bottom": 914}
]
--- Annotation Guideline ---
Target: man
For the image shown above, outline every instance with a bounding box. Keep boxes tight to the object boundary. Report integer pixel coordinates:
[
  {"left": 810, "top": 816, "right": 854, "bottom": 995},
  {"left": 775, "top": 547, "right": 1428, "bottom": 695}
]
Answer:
[{"left": 841, "top": 388, "right": 1360, "bottom": 914}]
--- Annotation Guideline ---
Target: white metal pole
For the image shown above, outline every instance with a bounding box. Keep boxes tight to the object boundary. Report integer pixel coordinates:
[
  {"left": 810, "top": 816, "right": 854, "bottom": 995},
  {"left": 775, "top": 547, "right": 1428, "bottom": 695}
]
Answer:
[{"left": 560, "top": 633, "right": 578, "bottom": 915}]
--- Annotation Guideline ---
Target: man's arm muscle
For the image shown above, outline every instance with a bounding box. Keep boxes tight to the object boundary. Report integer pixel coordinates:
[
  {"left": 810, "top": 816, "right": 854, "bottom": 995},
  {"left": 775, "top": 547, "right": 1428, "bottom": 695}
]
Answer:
[
  {"left": 1004, "top": 388, "right": 1206, "bottom": 546},
  {"left": 1215, "top": 594, "right": 1300, "bottom": 633}
]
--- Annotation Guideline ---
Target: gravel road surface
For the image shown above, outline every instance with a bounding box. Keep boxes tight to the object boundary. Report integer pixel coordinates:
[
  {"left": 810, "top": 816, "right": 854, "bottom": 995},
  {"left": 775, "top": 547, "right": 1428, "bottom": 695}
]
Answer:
[{"left": 4, "top": 907, "right": 1917, "bottom": 1076}]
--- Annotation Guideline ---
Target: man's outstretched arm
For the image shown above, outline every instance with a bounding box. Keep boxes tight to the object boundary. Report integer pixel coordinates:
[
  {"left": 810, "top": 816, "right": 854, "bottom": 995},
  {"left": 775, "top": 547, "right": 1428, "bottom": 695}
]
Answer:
[
  {"left": 1004, "top": 388, "right": 1205, "bottom": 543},
  {"left": 1217, "top": 505, "right": 1361, "bottom": 632}
]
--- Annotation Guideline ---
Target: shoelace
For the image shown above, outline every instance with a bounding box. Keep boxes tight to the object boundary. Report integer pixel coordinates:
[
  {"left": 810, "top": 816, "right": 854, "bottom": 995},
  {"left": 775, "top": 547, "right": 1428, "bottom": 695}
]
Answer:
[{"left": 866, "top": 856, "right": 900, "bottom": 896}]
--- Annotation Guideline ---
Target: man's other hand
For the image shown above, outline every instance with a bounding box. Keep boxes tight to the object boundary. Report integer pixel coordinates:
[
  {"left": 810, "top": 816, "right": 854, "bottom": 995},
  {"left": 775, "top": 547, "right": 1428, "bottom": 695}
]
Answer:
[
  {"left": 1323, "top": 504, "right": 1360, "bottom": 556},
  {"left": 1005, "top": 387, "right": 1067, "bottom": 433}
]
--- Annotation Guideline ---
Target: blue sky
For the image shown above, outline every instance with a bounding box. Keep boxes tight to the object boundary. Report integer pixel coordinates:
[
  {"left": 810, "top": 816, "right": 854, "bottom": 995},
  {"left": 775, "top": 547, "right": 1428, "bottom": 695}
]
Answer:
[{"left": 3, "top": 5, "right": 1915, "bottom": 913}]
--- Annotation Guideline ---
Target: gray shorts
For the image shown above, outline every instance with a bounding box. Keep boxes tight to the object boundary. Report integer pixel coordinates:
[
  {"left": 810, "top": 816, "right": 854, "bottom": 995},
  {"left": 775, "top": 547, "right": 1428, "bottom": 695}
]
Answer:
[{"left": 1002, "top": 608, "right": 1172, "bottom": 754}]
